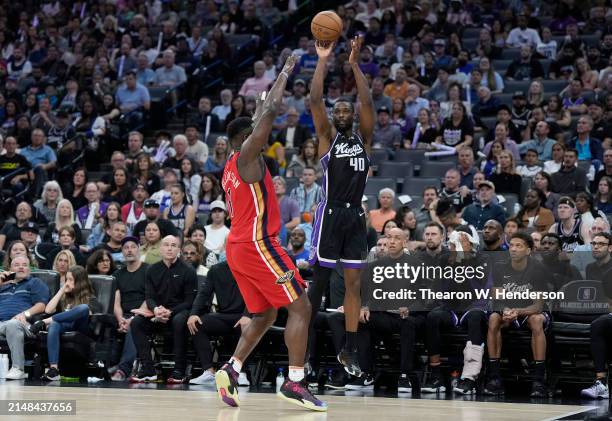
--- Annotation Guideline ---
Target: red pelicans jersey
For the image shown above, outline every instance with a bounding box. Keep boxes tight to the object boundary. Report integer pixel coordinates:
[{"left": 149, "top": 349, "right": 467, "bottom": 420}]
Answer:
[{"left": 221, "top": 152, "right": 281, "bottom": 243}]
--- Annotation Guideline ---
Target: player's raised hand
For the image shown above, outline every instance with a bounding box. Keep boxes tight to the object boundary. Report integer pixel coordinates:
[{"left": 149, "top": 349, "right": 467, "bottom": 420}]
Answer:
[
  {"left": 314, "top": 40, "right": 334, "bottom": 58},
  {"left": 348, "top": 35, "right": 364, "bottom": 65},
  {"left": 252, "top": 91, "right": 267, "bottom": 124},
  {"left": 281, "top": 54, "right": 298, "bottom": 75}
]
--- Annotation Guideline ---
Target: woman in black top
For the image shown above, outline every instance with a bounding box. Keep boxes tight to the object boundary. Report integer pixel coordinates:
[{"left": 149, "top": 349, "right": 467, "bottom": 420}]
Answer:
[
  {"left": 66, "top": 167, "right": 88, "bottom": 211},
  {"left": 86, "top": 249, "right": 116, "bottom": 276},
  {"left": 436, "top": 102, "right": 473, "bottom": 150},
  {"left": 488, "top": 150, "right": 522, "bottom": 197},
  {"left": 133, "top": 153, "right": 160, "bottom": 196},
  {"left": 105, "top": 167, "right": 132, "bottom": 206},
  {"left": 224, "top": 95, "right": 250, "bottom": 130}
]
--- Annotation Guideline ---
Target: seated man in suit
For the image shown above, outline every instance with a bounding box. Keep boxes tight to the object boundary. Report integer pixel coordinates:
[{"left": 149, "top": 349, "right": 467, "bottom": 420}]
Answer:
[{"left": 187, "top": 261, "right": 251, "bottom": 386}]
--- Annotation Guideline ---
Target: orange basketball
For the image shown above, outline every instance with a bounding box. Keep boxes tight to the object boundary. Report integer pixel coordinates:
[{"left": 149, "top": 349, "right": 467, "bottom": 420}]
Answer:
[{"left": 311, "top": 11, "right": 343, "bottom": 42}]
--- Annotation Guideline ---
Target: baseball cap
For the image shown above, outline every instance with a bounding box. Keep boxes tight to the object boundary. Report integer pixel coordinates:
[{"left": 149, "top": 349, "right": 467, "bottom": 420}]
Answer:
[
  {"left": 478, "top": 180, "right": 495, "bottom": 190},
  {"left": 210, "top": 200, "right": 227, "bottom": 212},
  {"left": 377, "top": 106, "right": 390, "bottom": 114},
  {"left": 144, "top": 199, "right": 160, "bottom": 208},
  {"left": 434, "top": 39, "right": 446, "bottom": 47},
  {"left": 21, "top": 222, "right": 38, "bottom": 234},
  {"left": 512, "top": 91, "right": 526, "bottom": 99},
  {"left": 294, "top": 79, "right": 306, "bottom": 86},
  {"left": 121, "top": 236, "right": 140, "bottom": 247}
]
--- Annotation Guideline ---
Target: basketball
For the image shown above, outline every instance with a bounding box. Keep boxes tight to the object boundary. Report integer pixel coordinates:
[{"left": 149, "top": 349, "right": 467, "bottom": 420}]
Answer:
[{"left": 311, "top": 11, "right": 343, "bottom": 42}]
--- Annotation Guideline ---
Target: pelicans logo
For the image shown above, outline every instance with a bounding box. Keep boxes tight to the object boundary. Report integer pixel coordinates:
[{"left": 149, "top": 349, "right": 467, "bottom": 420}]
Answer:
[{"left": 276, "top": 270, "right": 295, "bottom": 285}]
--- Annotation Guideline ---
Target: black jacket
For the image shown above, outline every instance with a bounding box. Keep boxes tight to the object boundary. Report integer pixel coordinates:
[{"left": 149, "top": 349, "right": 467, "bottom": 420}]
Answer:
[
  {"left": 551, "top": 166, "right": 588, "bottom": 197},
  {"left": 190, "top": 261, "right": 247, "bottom": 316},
  {"left": 275, "top": 125, "right": 312, "bottom": 149},
  {"left": 145, "top": 258, "right": 197, "bottom": 313}
]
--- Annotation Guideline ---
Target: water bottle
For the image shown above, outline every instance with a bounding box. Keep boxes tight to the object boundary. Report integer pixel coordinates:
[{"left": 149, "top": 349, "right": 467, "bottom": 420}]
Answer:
[
  {"left": 276, "top": 368, "right": 285, "bottom": 392},
  {"left": 0, "top": 354, "right": 8, "bottom": 379},
  {"left": 450, "top": 370, "right": 460, "bottom": 389}
]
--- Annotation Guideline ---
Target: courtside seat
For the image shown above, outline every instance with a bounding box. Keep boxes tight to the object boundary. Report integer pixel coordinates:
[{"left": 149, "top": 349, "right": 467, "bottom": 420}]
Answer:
[{"left": 38, "top": 275, "right": 116, "bottom": 377}]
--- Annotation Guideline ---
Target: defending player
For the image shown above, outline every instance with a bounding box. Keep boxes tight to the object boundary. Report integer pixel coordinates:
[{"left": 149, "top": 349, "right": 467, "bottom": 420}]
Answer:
[
  {"left": 215, "top": 55, "right": 327, "bottom": 412},
  {"left": 308, "top": 35, "right": 374, "bottom": 377}
]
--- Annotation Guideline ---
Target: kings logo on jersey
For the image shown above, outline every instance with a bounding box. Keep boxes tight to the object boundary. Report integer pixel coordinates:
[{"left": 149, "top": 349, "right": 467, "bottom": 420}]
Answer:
[{"left": 334, "top": 142, "right": 364, "bottom": 158}]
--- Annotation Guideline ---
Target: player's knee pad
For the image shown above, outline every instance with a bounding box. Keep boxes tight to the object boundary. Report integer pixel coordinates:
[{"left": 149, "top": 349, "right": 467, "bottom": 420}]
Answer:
[{"left": 462, "top": 341, "right": 485, "bottom": 379}]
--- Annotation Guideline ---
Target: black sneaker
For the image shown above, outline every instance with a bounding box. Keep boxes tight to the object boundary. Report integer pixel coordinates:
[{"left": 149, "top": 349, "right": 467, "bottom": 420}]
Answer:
[
  {"left": 128, "top": 364, "right": 157, "bottom": 383},
  {"left": 345, "top": 373, "right": 375, "bottom": 391},
  {"left": 29, "top": 320, "right": 46, "bottom": 335},
  {"left": 421, "top": 375, "right": 446, "bottom": 393},
  {"left": 167, "top": 370, "right": 186, "bottom": 384},
  {"left": 454, "top": 378, "right": 477, "bottom": 395},
  {"left": 325, "top": 371, "right": 348, "bottom": 390},
  {"left": 398, "top": 374, "right": 413, "bottom": 393},
  {"left": 41, "top": 367, "right": 60, "bottom": 381},
  {"left": 337, "top": 348, "right": 362, "bottom": 377},
  {"left": 277, "top": 379, "right": 328, "bottom": 411},
  {"left": 305, "top": 370, "right": 319, "bottom": 389},
  {"left": 530, "top": 380, "right": 548, "bottom": 398},
  {"left": 483, "top": 377, "right": 505, "bottom": 396}
]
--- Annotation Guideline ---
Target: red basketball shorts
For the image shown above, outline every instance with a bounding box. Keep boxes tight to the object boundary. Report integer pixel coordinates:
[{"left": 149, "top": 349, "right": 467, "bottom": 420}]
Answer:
[{"left": 225, "top": 236, "right": 306, "bottom": 313}]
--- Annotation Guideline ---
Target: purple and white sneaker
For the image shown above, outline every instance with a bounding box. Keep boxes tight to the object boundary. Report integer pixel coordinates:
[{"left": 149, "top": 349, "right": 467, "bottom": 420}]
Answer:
[
  {"left": 215, "top": 363, "right": 240, "bottom": 407},
  {"left": 277, "top": 379, "right": 328, "bottom": 412}
]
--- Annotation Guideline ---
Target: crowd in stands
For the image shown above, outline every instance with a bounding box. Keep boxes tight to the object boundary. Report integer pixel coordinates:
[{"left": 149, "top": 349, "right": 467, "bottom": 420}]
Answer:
[{"left": 0, "top": 0, "right": 612, "bottom": 400}]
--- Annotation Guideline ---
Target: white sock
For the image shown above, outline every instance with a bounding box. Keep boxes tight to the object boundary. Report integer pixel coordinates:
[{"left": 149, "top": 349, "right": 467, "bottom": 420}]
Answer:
[
  {"left": 288, "top": 366, "right": 304, "bottom": 382},
  {"left": 229, "top": 357, "right": 242, "bottom": 373}
]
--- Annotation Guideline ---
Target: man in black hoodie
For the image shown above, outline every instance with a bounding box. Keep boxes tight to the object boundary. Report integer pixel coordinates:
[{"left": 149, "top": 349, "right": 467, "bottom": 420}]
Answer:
[{"left": 129, "top": 235, "right": 197, "bottom": 384}]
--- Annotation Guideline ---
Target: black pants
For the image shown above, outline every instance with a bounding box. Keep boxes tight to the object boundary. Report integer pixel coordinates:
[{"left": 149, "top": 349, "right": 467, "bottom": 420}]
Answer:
[
  {"left": 591, "top": 313, "right": 612, "bottom": 373},
  {"left": 191, "top": 313, "right": 241, "bottom": 371},
  {"left": 307, "top": 264, "right": 333, "bottom": 361},
  {"left": 426, "top": 309, "right": 487, "bottom": 356},
  {"left": 131, "top": 310, "right": 190, "bottom": 372},
  {"left": 460, "top": 310, "right": 488, "bottom": 345},
  {"left": 327, "top": 312, "right": 358, "bottom": 363},
  {"left": 359, "top": 312, "right": 425, "bottom": 373},
  {"left": 308, "top": 311, "right": 332, "bottom": 369}
]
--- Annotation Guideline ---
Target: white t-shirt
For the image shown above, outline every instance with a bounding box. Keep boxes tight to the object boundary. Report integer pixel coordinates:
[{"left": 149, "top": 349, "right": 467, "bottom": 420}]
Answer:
[
  {"left": 187, "top": 140, "right": 209, "bottom": 165},
  {"left": 536, "top": 41, "right": 557, "bottom": 59},
  {"left": 506, "top": 27, "right": 542, "bottom": 48},
  {"left": 204, "top": 224, "right": 230, "bottom": 254}
]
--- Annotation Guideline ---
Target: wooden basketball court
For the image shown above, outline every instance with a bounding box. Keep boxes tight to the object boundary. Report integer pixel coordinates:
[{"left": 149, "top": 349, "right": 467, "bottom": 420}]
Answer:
[{"left": 0, "top": 383, "right": 598, "bottom": 421}]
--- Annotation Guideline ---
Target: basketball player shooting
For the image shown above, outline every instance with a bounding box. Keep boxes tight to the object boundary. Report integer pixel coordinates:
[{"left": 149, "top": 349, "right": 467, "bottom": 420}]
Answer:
[
  {"left": 215, "top": 55, "right": 327, "bottom": 412},
  {"left": 308, "top": 35, "right": 374, "bottom": 377}
]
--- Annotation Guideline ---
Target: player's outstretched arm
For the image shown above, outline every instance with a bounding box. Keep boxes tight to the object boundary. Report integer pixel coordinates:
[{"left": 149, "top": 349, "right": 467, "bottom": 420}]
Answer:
[
  {"left": 238, "top": 55, "right": 297, "bottom": 181},
  {"left": 311, "top": 40, "right": 333, "bottom": 159},
  {"left": 349, "top": 35, "right": 374, "bottom": 154}
]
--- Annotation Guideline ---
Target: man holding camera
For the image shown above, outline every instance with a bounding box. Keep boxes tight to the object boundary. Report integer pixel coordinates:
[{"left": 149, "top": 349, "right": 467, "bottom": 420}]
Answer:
[{"left": 0, "top": 256, "right": 50, "bottom": 379}]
